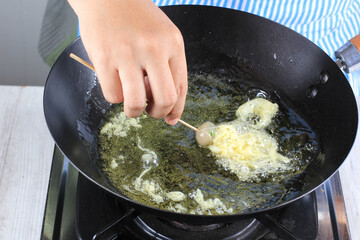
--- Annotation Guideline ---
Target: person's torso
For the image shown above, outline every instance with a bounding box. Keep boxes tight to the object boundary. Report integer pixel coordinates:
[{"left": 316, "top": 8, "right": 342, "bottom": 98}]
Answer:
[{"left": 154, "top": 0, "right": 360, "bottom": 95}]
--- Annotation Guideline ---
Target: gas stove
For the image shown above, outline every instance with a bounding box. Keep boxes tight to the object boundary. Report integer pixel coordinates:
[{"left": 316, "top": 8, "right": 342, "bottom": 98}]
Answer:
[{"left": 41, "top": 146, "right": 350, "bottom": 240}]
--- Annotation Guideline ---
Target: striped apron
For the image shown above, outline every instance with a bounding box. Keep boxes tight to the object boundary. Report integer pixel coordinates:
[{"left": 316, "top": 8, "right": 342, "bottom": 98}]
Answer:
[{"left": 154, "top": 0, "right": 360, "bottom": 95}]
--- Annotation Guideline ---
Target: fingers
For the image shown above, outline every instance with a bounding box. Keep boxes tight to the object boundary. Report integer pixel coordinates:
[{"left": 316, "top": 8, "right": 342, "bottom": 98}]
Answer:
[
  {"left": 144, "top": 27, "right": 187, "bottom": 123},
  {"left": 94, "top": 61, "right": 124, "bottom": 103},
  {"left": 164, "top": 51, "right": 188, "bottom": 125},
  {"left": 118, "top": 61, "right": 147, "bottom": 118},
  {"left": 145, "top": 60, "right": 178, "bottom": 119},
  {"left": 143, "top": 75, "right": 153, "bottom": 103},
  {"left": 94, "top": 49, "right": 187, "bottom": 123}
]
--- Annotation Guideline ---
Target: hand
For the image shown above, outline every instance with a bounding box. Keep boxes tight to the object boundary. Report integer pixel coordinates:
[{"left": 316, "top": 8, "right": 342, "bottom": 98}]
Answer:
[{"left": 68, "top": 0, "right": 188, "bottom": 125}]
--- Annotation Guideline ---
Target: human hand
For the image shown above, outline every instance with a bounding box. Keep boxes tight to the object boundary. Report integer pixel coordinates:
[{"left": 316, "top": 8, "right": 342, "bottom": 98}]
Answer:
[{"left": 68, "top": 0, "right": 187, "bottom": 125}]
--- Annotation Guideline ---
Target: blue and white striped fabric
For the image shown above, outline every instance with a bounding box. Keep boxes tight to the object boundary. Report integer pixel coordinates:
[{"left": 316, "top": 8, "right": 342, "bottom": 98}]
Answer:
[{"left": 154, "top": 0, "right": 360, "bottom": 96}]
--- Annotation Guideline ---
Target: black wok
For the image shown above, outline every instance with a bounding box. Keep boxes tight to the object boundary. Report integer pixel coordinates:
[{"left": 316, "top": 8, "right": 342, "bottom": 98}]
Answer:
[{"left": 43, "top": 6, "right": 357, "bottom": 224}]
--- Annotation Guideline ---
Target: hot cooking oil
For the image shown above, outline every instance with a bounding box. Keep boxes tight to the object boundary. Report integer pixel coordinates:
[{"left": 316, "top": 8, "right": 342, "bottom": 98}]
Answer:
[{"left": 97, "top": 72, "right": 321, "bottom": 215}]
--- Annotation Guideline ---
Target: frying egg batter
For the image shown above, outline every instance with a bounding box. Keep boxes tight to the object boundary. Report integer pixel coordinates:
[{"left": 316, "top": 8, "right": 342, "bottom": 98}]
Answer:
[{"left": 208, "top": 98, "right": 292, "bottom": 182}]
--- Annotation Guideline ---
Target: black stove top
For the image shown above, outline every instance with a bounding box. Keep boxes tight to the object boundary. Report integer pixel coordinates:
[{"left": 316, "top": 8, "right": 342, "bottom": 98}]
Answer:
[{"left": 41, "top": 147, "right": 350, "bottom": 240}]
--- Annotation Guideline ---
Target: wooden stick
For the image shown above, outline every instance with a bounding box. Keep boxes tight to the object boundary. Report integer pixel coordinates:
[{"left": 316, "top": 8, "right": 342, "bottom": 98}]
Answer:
[
  {"left": 69, "top": 53, "right": 95, "bottom": 72},
  {"left": 69, "top": 53, "right": 198, "bottom": 132},
  {"left": 178, "top": 119, "right": 198, "bottom": 132}
]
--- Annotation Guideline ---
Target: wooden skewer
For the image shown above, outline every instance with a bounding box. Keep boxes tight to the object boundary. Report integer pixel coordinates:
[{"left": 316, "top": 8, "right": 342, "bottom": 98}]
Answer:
[
  {"left": 69, "top": 53, "right": 95, "bottom": 71},
  {"left": 69, "top": 53, "right": 199, "bottom": 132},
  {"left": 178, "top": 119, "right": 199, "bottom": 132}
]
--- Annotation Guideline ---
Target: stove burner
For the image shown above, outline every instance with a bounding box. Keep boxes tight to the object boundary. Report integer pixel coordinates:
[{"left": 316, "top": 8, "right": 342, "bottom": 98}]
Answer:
[
  {"left": 165, "top": 220, "right": 225, "bottom": 231},
  {"left": 103, "top": 188, "right": 271, "bottom": 239},
  {"left": 77, "top": 171, "right": 317, "bottom": 240},
  {"left": 125, "top": 214, "right": 269, "bottom": 240}
]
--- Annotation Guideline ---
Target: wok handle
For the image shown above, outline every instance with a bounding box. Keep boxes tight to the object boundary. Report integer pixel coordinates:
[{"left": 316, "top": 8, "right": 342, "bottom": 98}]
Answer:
[
  {"left": 350, "top": 34, "right": 360, "bottom": 52},
  {"left": 335, "top": 34, "right": 360, "bottom": 73}
]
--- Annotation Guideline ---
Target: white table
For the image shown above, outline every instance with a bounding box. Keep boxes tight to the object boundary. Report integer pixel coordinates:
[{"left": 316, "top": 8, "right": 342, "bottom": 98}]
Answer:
[{"left": 0, "top": 86, "right": 359, "bottom": 239}]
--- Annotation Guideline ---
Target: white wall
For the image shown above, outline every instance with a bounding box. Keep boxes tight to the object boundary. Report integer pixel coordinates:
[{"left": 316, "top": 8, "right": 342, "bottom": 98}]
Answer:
[{"left": 0, "top": 0, "right": 50, "bottom": 86}]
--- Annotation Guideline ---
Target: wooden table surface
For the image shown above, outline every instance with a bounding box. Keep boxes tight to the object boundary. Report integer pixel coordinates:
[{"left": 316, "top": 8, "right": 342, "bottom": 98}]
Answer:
[{"left": 0, "top": 86, "right": 359, "bottom": 239}]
